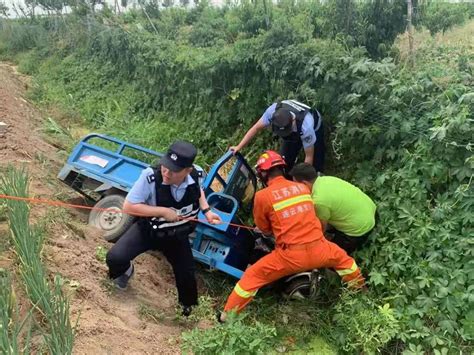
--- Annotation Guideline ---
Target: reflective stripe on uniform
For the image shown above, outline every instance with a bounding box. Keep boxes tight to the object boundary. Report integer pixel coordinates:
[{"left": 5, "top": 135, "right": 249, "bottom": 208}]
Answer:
[
  {"left": 234, "top": 283, "right": 257, "bottom": 299},
  {"left": 336, "top": 261, "right": 358, "bottom": 276},
  {"left": 272, "top": 194, "right": 313, "bottom": 211}
]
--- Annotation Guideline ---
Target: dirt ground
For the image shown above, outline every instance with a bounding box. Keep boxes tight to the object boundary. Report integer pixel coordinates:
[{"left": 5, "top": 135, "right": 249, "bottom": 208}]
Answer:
[{"left": 0, "top": 63, "right": 193, "bottom": 354}]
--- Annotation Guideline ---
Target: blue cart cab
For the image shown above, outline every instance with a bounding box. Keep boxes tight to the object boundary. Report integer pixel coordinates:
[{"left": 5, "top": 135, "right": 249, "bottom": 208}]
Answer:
[{"left": 192, "top": 151, "right": 258, "bottom": 279}]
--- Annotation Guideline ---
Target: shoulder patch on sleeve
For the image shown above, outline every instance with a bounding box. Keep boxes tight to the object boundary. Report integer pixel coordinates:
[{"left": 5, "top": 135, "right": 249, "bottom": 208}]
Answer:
[{"left": 147, "top": 174, "right": 155, "bottom": 184}]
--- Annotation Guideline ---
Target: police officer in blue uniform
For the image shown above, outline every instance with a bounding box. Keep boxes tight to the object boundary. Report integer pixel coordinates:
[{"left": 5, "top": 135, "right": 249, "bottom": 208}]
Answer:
[
  {"left": 231, "top": 99, "right": 325, "bottom": 172},
  {"left": 106, "top": 140, "right": 221, "bottom": 316}
]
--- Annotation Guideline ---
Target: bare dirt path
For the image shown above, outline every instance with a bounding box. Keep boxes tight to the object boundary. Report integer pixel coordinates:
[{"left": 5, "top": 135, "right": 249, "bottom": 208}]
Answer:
[{"left": 0, "top": 63, "right": 189, "bottom": 354}]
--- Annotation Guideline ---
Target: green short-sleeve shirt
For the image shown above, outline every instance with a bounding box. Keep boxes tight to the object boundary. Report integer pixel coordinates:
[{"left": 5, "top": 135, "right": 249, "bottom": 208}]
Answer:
[{"left": 312, "top": 176, "right": 376, "bottom": 237}]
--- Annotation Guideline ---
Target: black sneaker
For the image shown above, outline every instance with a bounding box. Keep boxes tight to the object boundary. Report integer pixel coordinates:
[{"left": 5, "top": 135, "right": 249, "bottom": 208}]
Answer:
[
  {"left": 113, "top": 263, "right": 134, "bottom": 290},
  {"left": 216, "top": 310, "right": 224, "bottom": 323},
  {"left": 182, "top": 305, "right": 193, "bottom": 317}
]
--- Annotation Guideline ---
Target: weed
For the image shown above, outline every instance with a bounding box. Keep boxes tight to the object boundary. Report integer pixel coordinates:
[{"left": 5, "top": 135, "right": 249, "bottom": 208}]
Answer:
[
  {"left": 0, "top": 225, "right": 10, "bottom": 253},
  {"left": 100, "top": 277, "right": 116, "bottom": 294},
  {"left": 138, "top": 303, "right": 165, "bottom": 324},
  {"left": 0, "top": 202, "right": 7, "bottom": 222},
  {"left": 196, "top": 266, "right": 234, "bottom": 299},
  {"left": 34, "top": 152, "right": 49, "bottom": 166},
  {"left": 174, "top": 295, "right": 218, "bottom": 323},
  {"left": 41, "top": 117, "right": 74, "bottom": 151},
  {"left": 181, "top": 311, "right": 277, "bottom": 355},
  {"left": 95, "top": 246, "right": 107, "bottom": 263},
  {"left": 66, "top": 279, "right": 81, "bottom": 292},
  {"left": 331, "top": 290, "right": 401, "bottom": 354},
  {"left": 39, "top": 206, "right": 70, "bottom": 235},
  {"left": 290, "top": 336, "right": 336, "bottom": 355}
]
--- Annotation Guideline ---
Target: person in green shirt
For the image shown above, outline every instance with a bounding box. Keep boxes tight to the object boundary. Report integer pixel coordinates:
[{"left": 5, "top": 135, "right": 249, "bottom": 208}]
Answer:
[{"left": 290, "top": 163, "right": 376, "bottom": 254}]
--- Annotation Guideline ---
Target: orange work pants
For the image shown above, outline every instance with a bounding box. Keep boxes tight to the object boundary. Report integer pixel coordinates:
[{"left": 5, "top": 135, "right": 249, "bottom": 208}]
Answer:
[{"left": 224, "top": 238, "right": 364, "bottom": 313}]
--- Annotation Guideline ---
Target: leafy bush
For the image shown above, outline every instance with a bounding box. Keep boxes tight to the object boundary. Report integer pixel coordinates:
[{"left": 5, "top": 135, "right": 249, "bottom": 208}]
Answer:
[
  {"left": 181, "top": 312, "right": 277, "bottom": 355},
  {"left": 332, "top": 39, "right": 473, "bottom": 352},
  {"left": 419, "top": 2, "right": 471, "bottom": 35},
  {"left": 332, "top": 291, "right": 400, "bottom": 353},
  {"left": 0, "top": 22, "right": 49, "bottom": 54},
  {"left": 16, "top": 49, "right": 46, "bottom": 74}
]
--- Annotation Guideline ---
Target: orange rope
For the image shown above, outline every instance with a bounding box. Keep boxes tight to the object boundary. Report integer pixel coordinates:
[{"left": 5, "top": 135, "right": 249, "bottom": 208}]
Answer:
[{"left": 0, "top": 194, "right": 257, "bottom": 231}]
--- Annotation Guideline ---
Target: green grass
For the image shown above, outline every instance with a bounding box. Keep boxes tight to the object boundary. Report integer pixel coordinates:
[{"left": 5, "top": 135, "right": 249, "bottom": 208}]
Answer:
[
  {"left": 100, "top": 277, "right": 116, "bottom": 295},
  {"left": 181, "top": 311, "right": 278, "bottom": 355},
  {"left": 189, "top": 267, "right": 337, "bottom": 354},
  {"left": 138, "top": 303, "right": 165, "bottom": 324},
  {"left": 95, "top": 246, "right": 107, "bottom": 263},
  {"left": 289, "top": 337, "right": 336, "bottom": 355},
  {"left": 396, "top": 19, "right": 474, "bottom": 62}
]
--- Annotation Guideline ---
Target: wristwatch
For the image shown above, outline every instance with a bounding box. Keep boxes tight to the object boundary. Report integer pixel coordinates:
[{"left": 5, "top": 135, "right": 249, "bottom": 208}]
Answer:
[{"left": 202, "top": 207, "right": 211, "bottom": 214}]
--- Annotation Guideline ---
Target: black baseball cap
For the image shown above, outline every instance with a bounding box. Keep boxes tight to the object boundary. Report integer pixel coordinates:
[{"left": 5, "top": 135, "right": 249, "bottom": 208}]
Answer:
[
  {"left": 271, "top": 108, "right": 294, "bottom": 138},
  {"left": 159, "top": 140, "right": 197, "bottom": 172}
]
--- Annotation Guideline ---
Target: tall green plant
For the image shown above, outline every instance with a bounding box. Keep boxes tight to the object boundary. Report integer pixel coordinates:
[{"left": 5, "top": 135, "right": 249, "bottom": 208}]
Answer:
[
  {"left": 0, "top": 272, "right": 32, "bottom": 355},
  {"left": 0, "top": 167, "right": 74, "bottom": 354}
]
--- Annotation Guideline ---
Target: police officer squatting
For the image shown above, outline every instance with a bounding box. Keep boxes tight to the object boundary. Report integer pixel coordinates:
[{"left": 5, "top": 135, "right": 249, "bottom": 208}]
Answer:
[{"left": 105, "top": 141, "right": 221, "bottom": 317}]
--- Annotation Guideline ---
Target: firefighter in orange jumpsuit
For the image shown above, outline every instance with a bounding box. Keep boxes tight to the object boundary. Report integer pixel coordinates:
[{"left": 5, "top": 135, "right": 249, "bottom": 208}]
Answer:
[{"left": 219, "top": 150, "right": 364, "bottom": 320}]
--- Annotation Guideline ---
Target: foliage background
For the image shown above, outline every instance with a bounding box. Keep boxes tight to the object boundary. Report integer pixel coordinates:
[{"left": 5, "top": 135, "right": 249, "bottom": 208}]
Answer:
[{"left": 0, "top": 0, "right": 473, "bottom": 353}]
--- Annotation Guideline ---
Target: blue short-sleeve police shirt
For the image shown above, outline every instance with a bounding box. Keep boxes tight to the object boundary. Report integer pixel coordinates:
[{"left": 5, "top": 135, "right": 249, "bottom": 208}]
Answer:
[
  {"left": 126, "top": 167, "right": 197, "bottom": 205},
  {"left": 260, "top": 103, "right": 317, "bottom": 148}
]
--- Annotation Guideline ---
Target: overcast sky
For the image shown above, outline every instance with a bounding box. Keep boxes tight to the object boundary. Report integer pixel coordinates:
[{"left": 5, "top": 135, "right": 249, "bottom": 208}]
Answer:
[{"left": 2, "top": 0, "right": 224, "bottom": 17}]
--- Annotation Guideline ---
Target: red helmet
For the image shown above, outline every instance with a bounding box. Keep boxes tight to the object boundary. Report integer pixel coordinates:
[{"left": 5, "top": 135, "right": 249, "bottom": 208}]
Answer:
[{"left": 255, "top": 150, "right": 287, "bottom": 172}]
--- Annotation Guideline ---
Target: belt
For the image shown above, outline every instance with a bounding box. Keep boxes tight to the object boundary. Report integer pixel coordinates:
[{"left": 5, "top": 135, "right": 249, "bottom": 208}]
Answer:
[
  {"left": 154, "top": 223, "right": 194, "bottom": 238},
  {"left": 277, "top": 239, "right": 321, "bottom": 251}
]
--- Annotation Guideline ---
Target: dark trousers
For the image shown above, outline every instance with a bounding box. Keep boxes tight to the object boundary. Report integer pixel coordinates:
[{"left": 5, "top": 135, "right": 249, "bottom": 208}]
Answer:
[
  {"left": 106, "top": 222, "right": 198, "bottom": 307},
  {"left": 280, "top": 120, "right": 326, "bottom": 173},
  {"left": 330, "top": 231, "right": 369, "bottom": 255}
]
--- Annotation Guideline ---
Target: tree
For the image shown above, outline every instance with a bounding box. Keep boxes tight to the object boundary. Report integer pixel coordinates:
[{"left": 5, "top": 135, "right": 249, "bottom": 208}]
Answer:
[
  {"left": 0, "top": 1, "right": 8, "bottom": 17},
  {"left": 419, "top": 2, "right": 470, "bottom": 34}
]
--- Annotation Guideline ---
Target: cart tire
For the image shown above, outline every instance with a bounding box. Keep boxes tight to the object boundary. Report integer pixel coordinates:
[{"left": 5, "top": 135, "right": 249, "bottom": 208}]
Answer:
[
  {"left": 283, "top": 276, "right": 316, "bottom": 300},
  {"left": 88, "top": 194, "right": 135, "bottom": 243}
]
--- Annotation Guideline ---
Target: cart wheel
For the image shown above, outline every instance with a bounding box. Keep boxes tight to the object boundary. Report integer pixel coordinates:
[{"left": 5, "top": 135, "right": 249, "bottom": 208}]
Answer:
[
  {"left": 284, "top": 270, "right": 341, "bottom": 304},
  {"left": 88, "top": 194, "right": 135, "bottom": 243},
  {"left": 283, "top": 276, "right": 317, "bottom": 300}
]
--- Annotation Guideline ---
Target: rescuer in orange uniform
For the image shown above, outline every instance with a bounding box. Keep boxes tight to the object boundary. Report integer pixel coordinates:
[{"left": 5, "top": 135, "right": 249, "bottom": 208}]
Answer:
[{"left": 219, "top": 150, "right": 364, "bottom": 320}]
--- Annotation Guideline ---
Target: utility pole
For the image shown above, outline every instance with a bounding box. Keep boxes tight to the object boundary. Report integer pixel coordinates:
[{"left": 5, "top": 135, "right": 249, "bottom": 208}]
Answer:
[{"left": 407, "top": 0, "right": 414, "bottom": 66}]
